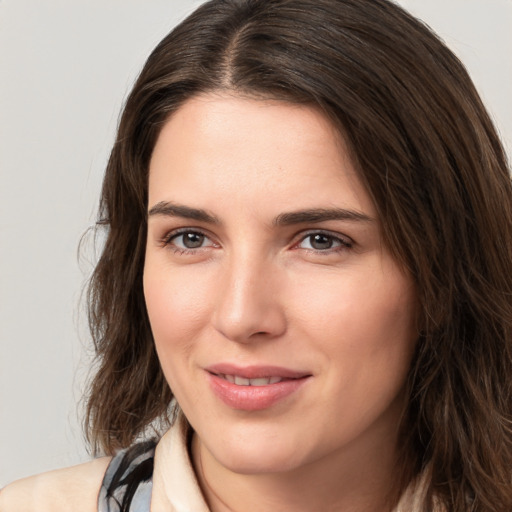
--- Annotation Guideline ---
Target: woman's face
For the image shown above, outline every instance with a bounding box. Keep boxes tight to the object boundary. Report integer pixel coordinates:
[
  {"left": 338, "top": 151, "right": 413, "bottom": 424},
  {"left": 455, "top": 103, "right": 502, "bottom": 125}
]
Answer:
[{"left": 144, "top": 93, "right": 418, "bottom": 475}]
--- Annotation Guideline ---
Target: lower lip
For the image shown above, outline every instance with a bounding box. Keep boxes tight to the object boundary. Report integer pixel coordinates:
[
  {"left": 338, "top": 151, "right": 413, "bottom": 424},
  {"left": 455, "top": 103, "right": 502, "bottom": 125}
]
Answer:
[{"left": 207, "top": 373, "right": 310, "bottom": 411}]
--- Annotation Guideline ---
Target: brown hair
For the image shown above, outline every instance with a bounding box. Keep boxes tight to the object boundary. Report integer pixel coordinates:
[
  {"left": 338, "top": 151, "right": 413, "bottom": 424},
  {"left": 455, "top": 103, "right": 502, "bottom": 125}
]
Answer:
[{"left": 85, "top": 0, "right": 512, "bottom": 509}]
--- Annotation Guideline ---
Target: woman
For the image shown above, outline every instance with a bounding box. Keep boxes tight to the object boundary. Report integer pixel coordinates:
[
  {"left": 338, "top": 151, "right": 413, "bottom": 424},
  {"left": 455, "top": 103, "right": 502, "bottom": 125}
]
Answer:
[{"left": 2, "top": 0, "right": 511, "bottom": 510}]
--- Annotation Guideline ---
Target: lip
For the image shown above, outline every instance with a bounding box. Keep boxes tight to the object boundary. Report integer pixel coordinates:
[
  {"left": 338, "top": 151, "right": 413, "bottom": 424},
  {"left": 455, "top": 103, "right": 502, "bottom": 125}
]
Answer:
[
  {"left": 205, "top": 363, "right": 311, "bottom": 411},
  {"left": 206, "top": 363, "right": 309, "bottom": 380}
]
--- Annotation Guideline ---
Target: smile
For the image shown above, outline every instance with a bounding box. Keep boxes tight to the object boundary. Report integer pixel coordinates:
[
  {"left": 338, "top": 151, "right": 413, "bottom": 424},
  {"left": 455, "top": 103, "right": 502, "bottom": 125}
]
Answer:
[{"left": 205, "top": 366, "right": 311, "bottom": 411}]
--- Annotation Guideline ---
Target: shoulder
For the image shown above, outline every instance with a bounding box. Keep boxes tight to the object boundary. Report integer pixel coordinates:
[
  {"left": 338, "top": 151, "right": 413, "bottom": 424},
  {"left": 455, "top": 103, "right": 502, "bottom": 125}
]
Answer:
[{"left": 0, "top": 456, "right": 111, "bottom": 512}]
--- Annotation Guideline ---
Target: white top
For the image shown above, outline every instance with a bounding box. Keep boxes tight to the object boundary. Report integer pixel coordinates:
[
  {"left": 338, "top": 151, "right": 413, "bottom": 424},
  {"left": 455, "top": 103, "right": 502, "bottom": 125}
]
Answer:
[{"left": 150, "top": 416, "right": 209, "bottom": 511}]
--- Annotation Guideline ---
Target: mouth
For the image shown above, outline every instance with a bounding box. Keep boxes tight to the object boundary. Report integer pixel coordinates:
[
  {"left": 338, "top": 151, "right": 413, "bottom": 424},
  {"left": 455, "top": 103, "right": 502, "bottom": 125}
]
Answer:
[{"left": 205, "top": 365, "right": 311, "bottom": 411}]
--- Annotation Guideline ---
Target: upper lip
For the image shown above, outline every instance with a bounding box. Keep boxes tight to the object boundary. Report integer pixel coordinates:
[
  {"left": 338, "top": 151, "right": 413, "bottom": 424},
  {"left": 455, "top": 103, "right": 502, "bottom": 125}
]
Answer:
[{"left": 205, "top": 363, "right": 311, "bottom": 380}]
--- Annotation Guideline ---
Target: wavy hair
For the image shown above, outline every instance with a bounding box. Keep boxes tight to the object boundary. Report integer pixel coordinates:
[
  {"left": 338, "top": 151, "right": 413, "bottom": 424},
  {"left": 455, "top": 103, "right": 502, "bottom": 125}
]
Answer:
[{"left": 84, "top": 1, "right": 512, "bottom": 510}]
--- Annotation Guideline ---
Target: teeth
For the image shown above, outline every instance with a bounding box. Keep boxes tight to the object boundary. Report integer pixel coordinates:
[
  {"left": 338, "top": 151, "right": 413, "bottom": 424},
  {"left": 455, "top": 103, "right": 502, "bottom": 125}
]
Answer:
[
  {"left": 223, "top": 375, "right": 283, "bottom": 386},
  {"left": 234, "top": 376, "right": 250, "bottom": 386},
  {"left": 250, "top": 377, "right": 271, "bottom": 386}
]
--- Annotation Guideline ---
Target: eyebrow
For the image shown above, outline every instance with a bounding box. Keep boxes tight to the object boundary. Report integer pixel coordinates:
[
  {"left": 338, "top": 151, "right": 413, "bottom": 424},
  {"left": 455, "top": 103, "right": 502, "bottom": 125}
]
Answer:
[
  {"left": 148, "top": 201, "right": 220, "bottom": 224},
  {"left": 147, "top": 201, "right": 373, "bottom": 226},
  {"left": 273, "top": 208, "right": 373, "bottom": 226}
]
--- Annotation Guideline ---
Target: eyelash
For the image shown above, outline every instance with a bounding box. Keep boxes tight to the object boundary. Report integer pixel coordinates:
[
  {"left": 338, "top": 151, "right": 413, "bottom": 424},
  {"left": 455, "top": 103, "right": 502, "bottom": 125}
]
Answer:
[
  {"left": 160, "top": 229, "right": 353, "bottom": 255},
  {"left": 295, "top": 230, "right": 353, "bottom": 253},
  {"left": 160, "top": 228, "right": 216, "bottom": 255}
]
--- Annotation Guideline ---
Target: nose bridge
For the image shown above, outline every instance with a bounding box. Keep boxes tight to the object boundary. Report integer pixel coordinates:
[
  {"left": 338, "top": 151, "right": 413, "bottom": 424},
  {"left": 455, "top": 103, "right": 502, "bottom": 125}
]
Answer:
[{"left": 213, "top": 248, "right": 286, "bottom": 342}]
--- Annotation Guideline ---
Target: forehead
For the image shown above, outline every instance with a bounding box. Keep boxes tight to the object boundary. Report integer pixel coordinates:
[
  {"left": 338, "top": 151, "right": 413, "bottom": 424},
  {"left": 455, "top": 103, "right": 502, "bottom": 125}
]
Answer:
[{"left": 148, "top": 93, "right": 374, "bottom": 219}]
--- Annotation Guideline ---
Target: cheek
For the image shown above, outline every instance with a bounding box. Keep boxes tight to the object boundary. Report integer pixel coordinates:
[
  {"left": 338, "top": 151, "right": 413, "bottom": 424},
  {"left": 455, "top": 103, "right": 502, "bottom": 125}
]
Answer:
[
  {"left": 295, "top": 266, "right": 415, "bottom": 338},
  {"left": 304, "top": 275, "right": 417, "bottom": 436},
  {"left": 292, "top": 265, "right": 417, "bottom": 382},
  {"left": 143, "top": 263, "right": 211, "bottom": 366}
]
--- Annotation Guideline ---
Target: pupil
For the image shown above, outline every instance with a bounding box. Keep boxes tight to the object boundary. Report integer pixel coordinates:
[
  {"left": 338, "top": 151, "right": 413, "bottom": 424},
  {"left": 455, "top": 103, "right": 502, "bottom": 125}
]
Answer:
[
  {"left": 183, "top": 232, "right": 204, "bottom": 248},
  {"left": 311, "top": 234, "right": 332, "bottom": 250}
]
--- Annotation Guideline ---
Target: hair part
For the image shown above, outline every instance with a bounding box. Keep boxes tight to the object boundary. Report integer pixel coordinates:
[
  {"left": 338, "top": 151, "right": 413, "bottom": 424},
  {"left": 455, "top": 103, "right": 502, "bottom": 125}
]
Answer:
[{"left": 84, "top": 1, "right": 512, "bottom": 510}]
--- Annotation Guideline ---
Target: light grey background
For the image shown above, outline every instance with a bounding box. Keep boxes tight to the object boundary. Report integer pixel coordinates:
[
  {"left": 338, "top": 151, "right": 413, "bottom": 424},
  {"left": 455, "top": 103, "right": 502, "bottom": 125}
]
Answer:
[{"left": 1, "top": 0, "right": 511, "bottom": 487}]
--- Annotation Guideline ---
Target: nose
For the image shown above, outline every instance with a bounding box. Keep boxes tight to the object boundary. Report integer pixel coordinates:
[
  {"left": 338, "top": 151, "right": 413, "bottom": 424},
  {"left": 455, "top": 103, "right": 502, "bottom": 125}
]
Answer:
[{"left": 212, "top": 257, "right": 287, "bottom": 343}]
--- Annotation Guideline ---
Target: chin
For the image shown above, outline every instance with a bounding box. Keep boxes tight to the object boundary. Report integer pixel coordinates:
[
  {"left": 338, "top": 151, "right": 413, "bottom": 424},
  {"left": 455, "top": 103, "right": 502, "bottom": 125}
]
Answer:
[{"left": 208, "top": 432, "right": 308, "bottom": 475}]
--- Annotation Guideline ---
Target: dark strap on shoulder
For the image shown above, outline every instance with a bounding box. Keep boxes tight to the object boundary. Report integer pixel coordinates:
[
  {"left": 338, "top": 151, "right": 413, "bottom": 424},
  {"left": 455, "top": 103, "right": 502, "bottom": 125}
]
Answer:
[{"left": 98, "top": 440, "right": 157, "bottom": 512}]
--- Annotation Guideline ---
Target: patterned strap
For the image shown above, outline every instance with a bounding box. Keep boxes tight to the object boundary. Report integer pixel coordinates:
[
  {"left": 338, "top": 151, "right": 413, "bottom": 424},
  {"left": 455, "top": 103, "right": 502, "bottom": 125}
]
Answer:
[{"left": 98, "top": 440, "right": 157, "bottom": 512}]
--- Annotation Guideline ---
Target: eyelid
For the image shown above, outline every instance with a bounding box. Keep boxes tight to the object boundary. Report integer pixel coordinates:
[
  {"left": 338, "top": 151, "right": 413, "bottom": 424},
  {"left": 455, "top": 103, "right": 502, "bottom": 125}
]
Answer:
[
  {"left": 160, "top": 227, "right": 217, "bottom": 249},
  {"left": 293, "top": 229, "right": 354, "bottom": 251}
]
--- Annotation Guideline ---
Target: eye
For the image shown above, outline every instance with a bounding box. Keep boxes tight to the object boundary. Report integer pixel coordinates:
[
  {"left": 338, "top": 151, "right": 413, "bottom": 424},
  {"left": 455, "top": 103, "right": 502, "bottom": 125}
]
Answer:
[
  {"left": 164, "top": 230, "right": 215, "bottom": 251},
  {"left": 297, "top": 232, "right": 352, "bottom": 251}
]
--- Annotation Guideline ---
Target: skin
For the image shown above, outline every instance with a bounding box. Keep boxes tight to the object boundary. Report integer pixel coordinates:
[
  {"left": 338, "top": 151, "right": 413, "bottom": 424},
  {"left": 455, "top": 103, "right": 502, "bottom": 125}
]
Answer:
[{"left": 144, "top": 93, "right": 418, "bottom": 512}]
